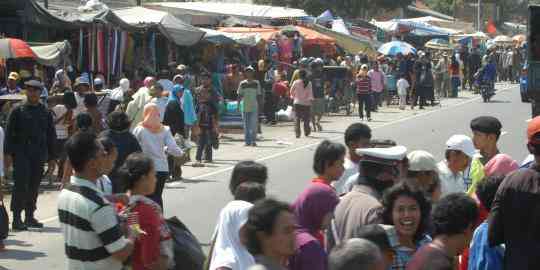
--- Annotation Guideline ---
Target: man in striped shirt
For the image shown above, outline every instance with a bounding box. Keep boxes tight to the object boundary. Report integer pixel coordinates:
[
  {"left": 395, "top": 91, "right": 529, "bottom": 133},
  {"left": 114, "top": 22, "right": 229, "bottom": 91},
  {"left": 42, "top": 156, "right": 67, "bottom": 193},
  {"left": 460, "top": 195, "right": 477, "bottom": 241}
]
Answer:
[{"left": 58, "top": 132, "right": 133, "bottom": 269}]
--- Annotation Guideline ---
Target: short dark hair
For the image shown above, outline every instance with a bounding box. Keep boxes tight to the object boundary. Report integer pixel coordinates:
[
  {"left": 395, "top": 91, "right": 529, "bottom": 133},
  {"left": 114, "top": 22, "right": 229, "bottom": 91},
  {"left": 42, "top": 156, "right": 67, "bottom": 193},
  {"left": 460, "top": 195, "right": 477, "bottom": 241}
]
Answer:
[
  {"left": 245, "top": 198, "right": 291, "bottom": 255},
  {"left": 107, "top": 111, "right": 131, "bottom": 131},
  {"left": 119, "top": 153, "right": 154, "bottom": 190},
  {"left": 234, "top": 181, "right": 266, "bottom": 203},
  {"left": 76, "top": 112, "right": 94, "bottom": 132},
  {"left": 98, "top": 135, "right": 116, "bottom": 154},
  {"left": 65, "top": 131, "right": 100, "bottom": 172},
  {"left": 354, "top": 225, "right": 392, "bottom": 252},
  {"left": 313, "top": 140, "right": 346, "bottom": 175},
  {"left": 382, "top": 182, "right": 432, "bottom": 241},
  {"left": 344, "top": 123, "right": 372, "bottom": 147},
  {"left": 229, "top": 161, "right": 268, "bottom": 196},
  {"left": 475, "top": 175, "right": 505, "bottom": 210},
  {"left": 329, "top": 238, "right": 382, "bottom": 270},
  {"left": 83, "top": 93, "right": 98, "bottom": 107},
  {"left": 432, "top": 193, "right": 478, "bottom": 236},
  {"left": 63, "top": 91, "right": 78, "bottom": 110}
]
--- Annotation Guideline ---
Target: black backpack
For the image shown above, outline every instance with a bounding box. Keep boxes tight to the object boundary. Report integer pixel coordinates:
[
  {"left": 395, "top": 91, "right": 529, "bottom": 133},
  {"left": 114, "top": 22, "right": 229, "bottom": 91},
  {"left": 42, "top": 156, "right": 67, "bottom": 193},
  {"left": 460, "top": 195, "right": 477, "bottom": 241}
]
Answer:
[{"left": 166, "top": 216, "right": 206, "bottom": 270}]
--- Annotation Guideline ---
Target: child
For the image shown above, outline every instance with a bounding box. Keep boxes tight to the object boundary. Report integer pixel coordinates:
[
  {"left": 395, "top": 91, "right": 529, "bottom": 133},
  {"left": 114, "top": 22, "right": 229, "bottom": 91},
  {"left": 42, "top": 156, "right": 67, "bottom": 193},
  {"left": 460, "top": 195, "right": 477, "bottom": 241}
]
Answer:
[
  {"left": 396, "top": 74, "right": 410, "bottom": 110},
  {"left": 193, "top": 88, "right": 218, "bottom": 167}
]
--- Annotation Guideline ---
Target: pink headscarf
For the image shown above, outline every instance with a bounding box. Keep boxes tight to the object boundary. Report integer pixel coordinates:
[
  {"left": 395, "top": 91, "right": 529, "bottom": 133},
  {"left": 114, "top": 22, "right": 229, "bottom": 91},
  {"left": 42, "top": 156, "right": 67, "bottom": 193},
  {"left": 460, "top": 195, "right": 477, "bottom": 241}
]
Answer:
[
  {"left": 484, "top": 154, "right": 519, "bottom": 177},
  {"left": 143, "top": 76, "right": 155, "bottom": 88},
  {"left": 141, "top": 103, "right": 163, "bottom": 133}
]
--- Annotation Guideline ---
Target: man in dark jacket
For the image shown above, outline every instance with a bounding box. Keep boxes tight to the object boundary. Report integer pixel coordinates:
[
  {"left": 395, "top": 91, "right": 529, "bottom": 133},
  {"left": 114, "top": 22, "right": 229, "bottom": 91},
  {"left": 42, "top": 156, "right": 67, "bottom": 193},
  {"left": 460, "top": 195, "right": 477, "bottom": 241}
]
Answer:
[
  {"left": 488, "top": 116, "right": 540, "bottom": 269},
  {"left": 5, "top": 79, "right": 56, "bottom": 230}
]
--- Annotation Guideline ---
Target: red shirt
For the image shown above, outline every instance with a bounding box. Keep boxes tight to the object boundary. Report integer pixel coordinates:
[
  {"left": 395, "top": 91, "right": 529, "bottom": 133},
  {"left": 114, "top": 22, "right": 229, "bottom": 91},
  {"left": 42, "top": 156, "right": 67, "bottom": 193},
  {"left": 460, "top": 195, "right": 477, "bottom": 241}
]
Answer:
[
  {"left": 132, "top": 203, "right": 162, "bottom": 270},
  {"left": 273, "top": 81, "right": 289, "bottom": 97}
]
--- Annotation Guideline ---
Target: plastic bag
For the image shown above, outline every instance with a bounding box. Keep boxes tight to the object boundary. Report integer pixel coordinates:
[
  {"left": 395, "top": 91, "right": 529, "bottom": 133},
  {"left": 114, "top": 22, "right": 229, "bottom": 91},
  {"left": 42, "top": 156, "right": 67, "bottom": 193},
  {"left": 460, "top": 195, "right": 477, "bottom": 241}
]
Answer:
[{"left": 166, "top": 216, "right": 206, "bottom": 270}]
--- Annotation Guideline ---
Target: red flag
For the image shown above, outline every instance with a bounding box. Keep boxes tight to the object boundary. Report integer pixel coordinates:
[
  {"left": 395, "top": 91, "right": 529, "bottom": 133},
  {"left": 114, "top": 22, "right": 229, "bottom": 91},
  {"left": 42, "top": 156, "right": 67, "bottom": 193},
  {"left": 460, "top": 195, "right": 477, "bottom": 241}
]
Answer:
[{"left": 487, "top": 18, "right": 497, "bottom": 34}]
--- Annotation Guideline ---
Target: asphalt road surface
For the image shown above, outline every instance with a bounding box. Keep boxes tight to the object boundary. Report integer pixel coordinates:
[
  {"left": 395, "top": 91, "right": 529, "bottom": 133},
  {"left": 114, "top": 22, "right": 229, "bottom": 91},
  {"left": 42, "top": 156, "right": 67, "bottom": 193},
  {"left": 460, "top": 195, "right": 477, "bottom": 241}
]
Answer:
[{"left": 0, "top": 83, "right": 530, "bottom": 269}]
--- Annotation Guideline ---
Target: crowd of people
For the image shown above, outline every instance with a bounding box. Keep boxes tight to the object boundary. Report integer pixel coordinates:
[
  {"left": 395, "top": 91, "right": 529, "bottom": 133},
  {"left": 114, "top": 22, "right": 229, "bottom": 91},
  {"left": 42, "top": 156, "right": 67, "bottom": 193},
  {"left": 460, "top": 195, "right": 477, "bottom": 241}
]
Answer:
[{"left": 0, "top": 40, "right": 531, "bottom": 269}]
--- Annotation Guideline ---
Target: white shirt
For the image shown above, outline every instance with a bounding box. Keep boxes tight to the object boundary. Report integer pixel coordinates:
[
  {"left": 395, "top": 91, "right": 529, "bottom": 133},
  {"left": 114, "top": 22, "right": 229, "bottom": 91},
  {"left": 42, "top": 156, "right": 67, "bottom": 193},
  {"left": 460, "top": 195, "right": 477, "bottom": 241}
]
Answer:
[
  {"left": 52, "top": 104, "right": 69, "bottom": 139},
  {"left": 333, "top": 157, "right": 359, "bottom": 195},
  {"left": 397, "top": 78, "right": 410, "bottom": 96},
  {"left": 437, "top": 160, "right": 466, "bottom": 196},
  {"left": 132, "top": 125, "right": 183, "bottom": 172},
  {"left": 96, "top": 175, "right": 113, "bottom": 196}
]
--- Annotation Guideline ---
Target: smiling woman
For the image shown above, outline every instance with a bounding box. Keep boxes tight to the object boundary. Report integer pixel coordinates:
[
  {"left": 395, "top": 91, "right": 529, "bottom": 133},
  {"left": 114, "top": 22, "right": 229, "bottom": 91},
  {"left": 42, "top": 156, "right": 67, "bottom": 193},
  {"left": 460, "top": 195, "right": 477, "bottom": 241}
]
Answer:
[{"left": 382, "top": 182, "right": 432, "bottom": 270}]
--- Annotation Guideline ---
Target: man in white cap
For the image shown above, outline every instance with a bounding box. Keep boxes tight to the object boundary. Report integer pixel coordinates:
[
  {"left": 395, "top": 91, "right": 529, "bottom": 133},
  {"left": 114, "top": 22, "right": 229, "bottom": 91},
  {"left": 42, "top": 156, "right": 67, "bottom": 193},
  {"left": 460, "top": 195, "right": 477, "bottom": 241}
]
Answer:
[
  {"left": 330, "top": 146, "right": 407, "bottom": 249},
  {"left": 406, "top": 150, "right": 440, "bottom": 201},
  {"left": 0, "top": 72, "right": 21, "bottom": 96},
  {"left": 437, "top": 135, "right": 476, "bottom": 196}
]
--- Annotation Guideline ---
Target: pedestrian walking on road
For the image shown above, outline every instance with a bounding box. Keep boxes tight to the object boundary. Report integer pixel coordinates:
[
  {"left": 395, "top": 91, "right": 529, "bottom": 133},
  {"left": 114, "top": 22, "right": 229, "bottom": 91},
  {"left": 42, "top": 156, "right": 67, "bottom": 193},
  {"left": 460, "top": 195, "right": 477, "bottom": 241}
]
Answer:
[
  {"left": 355, "top": 65, "right": 372, "bottom": 121},
  {"left": 397, "top": 74, "right": 410, "bottom": 110},
  {"left": 58, "top": 132, "right": 134, "bottom": 270},
  {"left": 100, "top": 111, "right": 142, "bottom": 193},
  {"left": 245, "top": 199, "right": 296, "bottom": 270},
  {"left": 5, "top": 79, "right": 56, "bottom": 231},
  {"left": 194, "top": 88, "right": 219, "bottom": 166},
  {"left": 120, "top": 153, "right": 174, "bottom": 270},
  {"left": 132, "top": 103, "right": 184, "bottom": 207},
  {"left": 290, "top": 69, "right": 313, "bottom": 138},
  {"left": 368, "top": 62, "right": 385, "bottom": 111},
  {"left": 238, "top": 67, "right": 263, "bottom": 146}
]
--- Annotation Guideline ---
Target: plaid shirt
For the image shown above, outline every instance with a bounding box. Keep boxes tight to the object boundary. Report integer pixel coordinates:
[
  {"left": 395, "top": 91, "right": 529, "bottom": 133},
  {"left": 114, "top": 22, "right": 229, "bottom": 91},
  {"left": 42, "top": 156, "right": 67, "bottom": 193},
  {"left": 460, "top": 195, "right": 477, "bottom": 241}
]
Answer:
[{"left": 391, "top": 234, "right": 432, "bottom": 270}]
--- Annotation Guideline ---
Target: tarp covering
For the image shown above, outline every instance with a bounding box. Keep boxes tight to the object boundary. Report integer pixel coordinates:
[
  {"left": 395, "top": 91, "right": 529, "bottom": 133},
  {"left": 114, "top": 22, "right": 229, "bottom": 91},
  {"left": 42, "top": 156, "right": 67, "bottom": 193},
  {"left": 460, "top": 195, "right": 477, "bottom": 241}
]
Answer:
[
  {"left": 311, "top": 24, "right": 378, "bottom": 57},
  {"left": 218, "top": 27, "right": 280, "bottom": 41},
  {"left": 201, "top": 28, "right": 261, "bottom": 46},
  {"left": 332, "top": 19, "right": 351, "bottom": 35},
  {"left": 295, "top": 26, "right": 335, "bottom": 47},
  {"left": 28, "top": 0, "right": 134, "bottom": 30},
  {"left": 113, "top": 7, "right": 205, "bottom": 46},
  {"left": 371, "top": 19, "right": 458, "bottom": 36},
  {"left": 145, "top": 2, "right": 308, "bottom": 22},
  {"left": 30, "top": 40, "right": 71, "bottom": 66}
]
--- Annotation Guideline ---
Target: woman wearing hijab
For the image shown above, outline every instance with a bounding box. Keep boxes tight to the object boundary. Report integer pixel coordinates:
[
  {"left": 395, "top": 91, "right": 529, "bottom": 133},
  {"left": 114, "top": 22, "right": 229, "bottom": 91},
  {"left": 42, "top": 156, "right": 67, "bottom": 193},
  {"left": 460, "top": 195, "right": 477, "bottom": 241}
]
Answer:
[
  {"left": 288, "top": 183, "right": 339, "bottom": 270},
  {"left": 132, "top": 103, "right": 183, "bottom": 207},
  {"left": 163, "top": 84, "right": 185, "bottom": 137},
  {"left": 483, "top": 154, "right": 519, "bottom": 177},
  {"left": 210, "top": 200, "right": 256, "bottom": 270},
  {"left": 178, "top": 78, "right": 198, "bottom": 140},
  {"left": 127, "top": 76, "right": 155, "bottom": 129}
]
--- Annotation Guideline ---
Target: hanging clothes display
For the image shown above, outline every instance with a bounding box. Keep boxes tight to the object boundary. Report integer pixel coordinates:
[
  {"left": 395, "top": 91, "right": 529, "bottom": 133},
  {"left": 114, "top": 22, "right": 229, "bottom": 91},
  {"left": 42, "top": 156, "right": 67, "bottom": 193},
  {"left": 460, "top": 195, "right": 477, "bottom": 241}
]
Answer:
[
  {"left": 78, "top": 28, "right": 84, "bottom": 71},
  {"left": 149, "top": 32, "right": 157, "bottom": 72},
  {"left": 97, "top": 28, "right": 106, "bottom": 74}
]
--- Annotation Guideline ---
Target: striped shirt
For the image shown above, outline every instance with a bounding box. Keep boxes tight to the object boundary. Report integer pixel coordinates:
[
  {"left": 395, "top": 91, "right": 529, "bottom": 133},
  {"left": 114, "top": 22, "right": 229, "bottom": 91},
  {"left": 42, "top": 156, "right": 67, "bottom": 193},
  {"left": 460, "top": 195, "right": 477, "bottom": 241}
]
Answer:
[
  {"left": 58, "top": 176, "right": 129, "bottom": 270},
  {"left": 356, "top": 77, "right": 371, "bottom": 94}
]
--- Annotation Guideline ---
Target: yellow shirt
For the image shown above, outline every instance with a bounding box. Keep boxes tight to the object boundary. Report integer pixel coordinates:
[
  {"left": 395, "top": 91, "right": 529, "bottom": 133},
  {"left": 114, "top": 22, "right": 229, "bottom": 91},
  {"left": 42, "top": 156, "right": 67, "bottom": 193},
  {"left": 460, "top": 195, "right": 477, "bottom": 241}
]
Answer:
[{"left": 466, "top": 158, "right": 485, "bottom": 195}]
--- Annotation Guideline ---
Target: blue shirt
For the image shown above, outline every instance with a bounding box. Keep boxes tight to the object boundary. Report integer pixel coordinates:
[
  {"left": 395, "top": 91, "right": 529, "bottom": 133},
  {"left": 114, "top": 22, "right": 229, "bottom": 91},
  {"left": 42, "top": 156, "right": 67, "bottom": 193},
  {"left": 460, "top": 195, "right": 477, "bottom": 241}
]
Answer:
[
  {"left": 468, "top": 222, "right": 504, "bottom": 270},
  {"left": 0, "top": 86, "right": 21, "bottom": 95}
]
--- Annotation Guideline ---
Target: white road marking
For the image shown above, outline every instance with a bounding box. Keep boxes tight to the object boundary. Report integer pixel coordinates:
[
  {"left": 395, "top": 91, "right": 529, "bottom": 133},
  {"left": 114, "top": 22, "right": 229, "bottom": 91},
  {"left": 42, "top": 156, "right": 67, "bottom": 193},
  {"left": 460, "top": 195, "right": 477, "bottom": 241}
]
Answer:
[{"left": 40, "top": 85, "right": 517, "bottom": 224}]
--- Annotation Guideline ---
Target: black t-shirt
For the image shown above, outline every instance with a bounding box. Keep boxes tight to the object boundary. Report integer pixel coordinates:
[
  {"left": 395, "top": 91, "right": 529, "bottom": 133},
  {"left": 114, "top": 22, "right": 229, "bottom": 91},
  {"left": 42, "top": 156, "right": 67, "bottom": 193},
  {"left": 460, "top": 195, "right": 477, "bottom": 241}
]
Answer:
[{"left": 198, "top": 101, "right": 217, "bottom": 129}]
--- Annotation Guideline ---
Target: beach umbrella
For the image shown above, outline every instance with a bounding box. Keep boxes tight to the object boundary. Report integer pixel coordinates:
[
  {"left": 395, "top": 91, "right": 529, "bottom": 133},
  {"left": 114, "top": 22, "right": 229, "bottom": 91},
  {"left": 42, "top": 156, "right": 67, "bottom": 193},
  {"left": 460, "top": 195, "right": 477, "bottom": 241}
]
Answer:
[
  {"left": 377, "top": 41, "right": 416, "bottom": 56},
  {"left": 0, "top": 38, "right": 36, "bottom": 59},
  {"left": 493, "top": 35, "right": 512, "bottom": 44},
  {"left": 425, "top": 38, "right": 454, "bottom": 50}
]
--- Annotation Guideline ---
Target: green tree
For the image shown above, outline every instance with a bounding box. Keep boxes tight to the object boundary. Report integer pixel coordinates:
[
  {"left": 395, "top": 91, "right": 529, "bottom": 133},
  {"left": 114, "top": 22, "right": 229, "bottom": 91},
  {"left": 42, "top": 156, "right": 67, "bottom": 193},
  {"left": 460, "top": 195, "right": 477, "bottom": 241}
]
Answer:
[{"left": 423, "top": 0, "right": 455, "bottom": 16}]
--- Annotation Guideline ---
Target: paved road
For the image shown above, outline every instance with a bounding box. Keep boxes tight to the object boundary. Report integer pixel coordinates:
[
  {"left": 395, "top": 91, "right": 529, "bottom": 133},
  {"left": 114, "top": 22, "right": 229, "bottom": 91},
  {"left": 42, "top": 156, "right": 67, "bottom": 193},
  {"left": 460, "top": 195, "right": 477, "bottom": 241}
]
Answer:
[{"left": 0, "top": 83, "right": 530, "bottom": 269}]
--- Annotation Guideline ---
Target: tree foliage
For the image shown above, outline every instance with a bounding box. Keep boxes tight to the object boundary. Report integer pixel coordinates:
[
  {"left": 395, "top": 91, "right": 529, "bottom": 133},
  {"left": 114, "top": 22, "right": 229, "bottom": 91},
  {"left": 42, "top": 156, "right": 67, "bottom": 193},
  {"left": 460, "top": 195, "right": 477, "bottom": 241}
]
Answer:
[
  {"left": 423, "top": 0, "right": 455, "bottom": 16},
  {"left": 253, "top": 0, "right": 413, "bottom": 18}
]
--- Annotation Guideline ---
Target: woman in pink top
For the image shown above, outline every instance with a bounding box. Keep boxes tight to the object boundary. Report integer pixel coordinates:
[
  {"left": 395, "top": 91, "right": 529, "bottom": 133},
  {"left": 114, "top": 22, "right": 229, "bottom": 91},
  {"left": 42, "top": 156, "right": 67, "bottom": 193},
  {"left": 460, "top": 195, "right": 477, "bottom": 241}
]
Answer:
[{"left": 290, "top": 69, "right": 314, "bottom": 138}]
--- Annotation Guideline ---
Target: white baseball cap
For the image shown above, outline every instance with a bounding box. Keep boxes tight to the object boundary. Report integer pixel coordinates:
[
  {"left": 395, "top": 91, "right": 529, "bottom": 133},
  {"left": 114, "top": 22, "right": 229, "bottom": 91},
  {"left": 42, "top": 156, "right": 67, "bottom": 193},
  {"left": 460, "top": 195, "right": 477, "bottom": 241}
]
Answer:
[
  {"left": 445, "top": 135, "right": 476, "bottom": 158},
  {"left": 407, "top": 150, "right": 437, "bottom": 171}
]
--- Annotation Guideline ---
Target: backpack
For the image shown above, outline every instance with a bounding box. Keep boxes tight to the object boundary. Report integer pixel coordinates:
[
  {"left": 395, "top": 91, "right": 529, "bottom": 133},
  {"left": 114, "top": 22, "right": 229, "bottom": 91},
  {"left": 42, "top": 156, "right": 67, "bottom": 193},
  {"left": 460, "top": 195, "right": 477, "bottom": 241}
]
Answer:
[{"left": 166, "top": 216, "right": 206, "bottom": 270}]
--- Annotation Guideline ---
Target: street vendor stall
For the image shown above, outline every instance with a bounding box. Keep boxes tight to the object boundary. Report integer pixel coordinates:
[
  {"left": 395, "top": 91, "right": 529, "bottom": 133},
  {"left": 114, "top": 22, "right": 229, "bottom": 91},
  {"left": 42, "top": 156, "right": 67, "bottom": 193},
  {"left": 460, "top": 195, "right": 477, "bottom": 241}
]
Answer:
[{"left": 425, "top": 38, "right": 454, "bottom": 51}]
